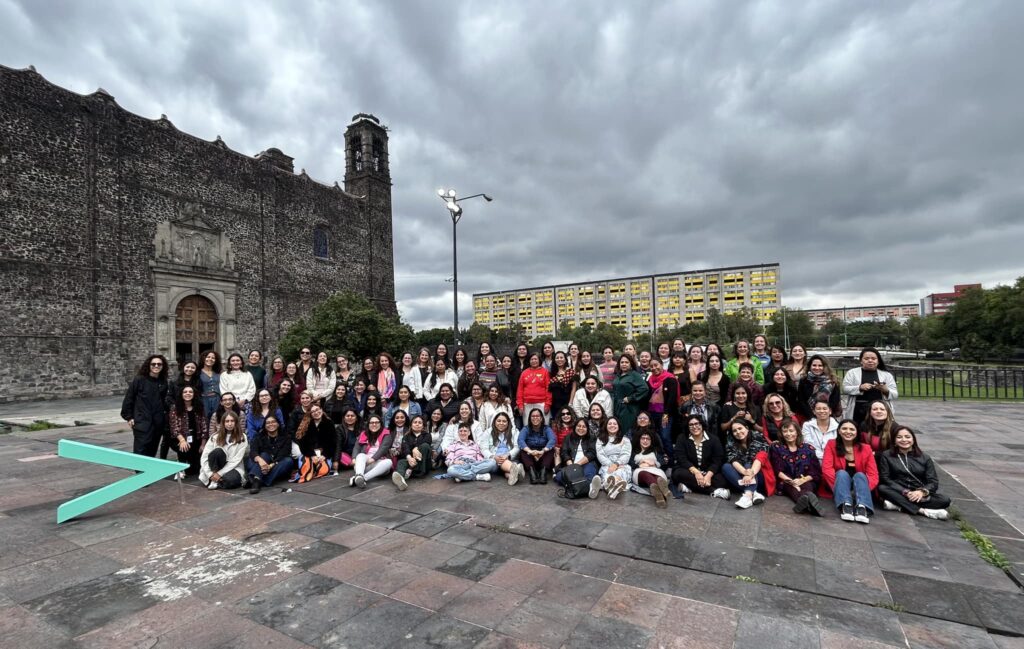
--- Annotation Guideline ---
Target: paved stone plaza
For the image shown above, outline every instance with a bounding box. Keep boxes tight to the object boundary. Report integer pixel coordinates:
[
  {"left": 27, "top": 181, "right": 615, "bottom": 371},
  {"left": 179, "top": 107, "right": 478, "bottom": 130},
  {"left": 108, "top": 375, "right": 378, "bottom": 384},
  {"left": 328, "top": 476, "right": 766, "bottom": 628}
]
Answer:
[{"left": 0, "top": 400, "right": 1022, "bottom": 648}]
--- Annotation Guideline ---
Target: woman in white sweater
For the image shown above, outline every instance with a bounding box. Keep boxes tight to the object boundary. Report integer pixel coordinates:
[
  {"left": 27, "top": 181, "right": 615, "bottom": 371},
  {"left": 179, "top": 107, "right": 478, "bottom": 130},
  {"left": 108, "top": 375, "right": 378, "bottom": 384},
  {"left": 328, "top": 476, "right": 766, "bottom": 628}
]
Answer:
[
  {"left": 841, "top": 347, "right": 897, "bottom": 422},
  {"left": 219, "top": 353, "right": 256, "bottom": 407},
  {"left": 477, "top": 412, "right": 523, "bottom": 485},
  {"left": 478, "top": 385, "right": 514, "bottom": 428},
  {"left": 423, "top": 359, "right": 459, "bottom": 401},
  {"left": 571, "top": 376, "right": 615, "bottom": 420},
  {"left": 595, "top": 417, "right": 632, "bottom": 499},
  {"left": 199, "top": 411, "right": 249, "bottom": 489}
]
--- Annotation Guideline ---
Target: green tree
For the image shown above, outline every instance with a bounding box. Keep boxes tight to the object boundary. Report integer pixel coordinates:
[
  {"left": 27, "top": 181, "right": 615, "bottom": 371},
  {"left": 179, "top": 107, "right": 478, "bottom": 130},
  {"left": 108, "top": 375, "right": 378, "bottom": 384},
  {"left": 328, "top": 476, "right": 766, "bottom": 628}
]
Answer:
[
  {"left": 278, "top": 290, "right": 416, "bottom": 361},
  {"left": 415, "top": 327, "right": 453, "bottom": 350},
  {"left": 464, "top": 322, "right": 495, "bottom": 347},
  {"left": 723, "top": 307, "right": 762, "bottom": 343},
  {"left": 767, "top": 308, "right": 815, "bottom": 346}
]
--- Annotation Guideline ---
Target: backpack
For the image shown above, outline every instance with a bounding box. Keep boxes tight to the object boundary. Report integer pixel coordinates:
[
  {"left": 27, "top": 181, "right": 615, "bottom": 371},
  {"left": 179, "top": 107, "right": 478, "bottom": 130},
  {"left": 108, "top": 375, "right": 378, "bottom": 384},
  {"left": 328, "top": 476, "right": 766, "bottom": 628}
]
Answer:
[{"left": 558, "top": 463, "right": 590, "bottom": 499}]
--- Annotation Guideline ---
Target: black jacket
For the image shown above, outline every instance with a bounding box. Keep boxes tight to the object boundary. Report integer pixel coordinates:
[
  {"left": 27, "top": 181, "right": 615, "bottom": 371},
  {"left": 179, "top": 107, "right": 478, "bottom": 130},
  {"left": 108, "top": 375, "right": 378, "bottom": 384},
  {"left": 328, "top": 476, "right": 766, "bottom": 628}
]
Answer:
[
  {"left": 121, "top": 375, "right": 169, "bottom": 433},
  {"left": 560, "top": 434, "right": 598, "bottom": 465},
  {"left": 249, "top": 431, "right": 292, "bottom": 463},
  {"left": 296, "top": 417, "right": 338, "bottom": 460},
  {"left": 877, "top": 451, "right": 939, "bottom": 495},
  {"left": 426, "top": 397, "right": 460, "bottom": 423},
  {"left": 795, "top": 377, "right": 842, "bottom": 419},
  {"left": 675, "top": 434, "right": 725, "bottom": 475},
  {"left": 400, "top": 430, "right": 433, "bottom": 457},
  {"left": 679, "top": 401, "right": 721, "bottom": 446}
]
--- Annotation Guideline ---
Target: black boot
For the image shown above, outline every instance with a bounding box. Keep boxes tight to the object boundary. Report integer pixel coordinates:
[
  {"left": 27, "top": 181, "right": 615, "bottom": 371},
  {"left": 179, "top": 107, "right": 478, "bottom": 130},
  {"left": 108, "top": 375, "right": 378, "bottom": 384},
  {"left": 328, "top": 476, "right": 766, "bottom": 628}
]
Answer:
[
  {"left": 529, "top": 466, "right": 539, "bottom": 485},
  {"left": 540, "top": 467, "right": 548, "bottom": 484}
]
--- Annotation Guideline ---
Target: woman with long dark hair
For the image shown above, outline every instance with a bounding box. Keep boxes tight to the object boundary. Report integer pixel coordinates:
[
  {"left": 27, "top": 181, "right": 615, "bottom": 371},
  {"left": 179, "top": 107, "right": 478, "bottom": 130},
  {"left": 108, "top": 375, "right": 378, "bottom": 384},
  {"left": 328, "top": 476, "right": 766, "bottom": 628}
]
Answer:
[
  {"left": 377, "top": 352, "right": 397, "bottom": 405},
  {"left": 162, "top": 360, "right": 200, "bottom": 459},
  {"left": 199, "top": 410, "right": 248, "bottom": 490},
  {"left": 842, "top": 347, "right": 898, "bottom": 422},
  {"left": 551, "top": 406, "right": 576, "bottom": 468},
  {"left": 292, "top": 403, "right": 336, "bottom": 483},
  {"left": 434, "top": 342, "right": 451, "bottom": 368},
  {"left": 423, "top": 359, "right": 458, "bottom": 402},
  {"left": 785, "top": 344, "right": 809, "bottom": 389},
  {"left": 539, "top": 341, "right": 555, "bottom": 372},
  {"left": 306, "top": 352, "right": 336, "bottom": 404},
  {"left": 612, "top": 355, "right": 649, "bottom": 436},
  {"left": 325, "top": 383, "right": 354, "bottom": 427},
  {"left": 351, "top": 414, "right": 393, "bottom": 488},
  {"left": 219, "top": 352, "right": 256, "bottom": 408},
  {"left": 797, "top": 355, "right": 842, "bottom": 421},
  {"left": 556, "top": 418, "right": 598, "bottom": 497},
  {"left": 246, "top": 414, "right": 294, "bottom": 493},
  {"left": 452, "top": 348, "right": 468, "bottom": 378},
  {"left": 672, "top": 415, "right": 730, "bottom": 499},
  {"left": 860, "top": 400, "right": 897, "bottom": 454},
  {"left": 723, "top": 419, "right": 771, "bottom": 510},
  {"left": 762, "top": 367, "right": 799, "bottom": 417},
  {"left": 630, "top": 429, "right": 670, "bottom": 508},
  {"left": 392, "top": 414, "right": 434, "bottom": 490},
  {"left": 575, "top": 350, "right": 602, "bottom": 386},
  {"left": 595, "top": 416, "right": 632, "bottom": 499},
  {"left": 877, "top": 426, "right": 951, "bottom": 519},
  {"left": 265, "top": 356, "right": 286, "bottom": 392},
  {"left": 167, "top": 385, "right": 207, "bottom": 477},
  {"left": 548, "top": 351, "right": 576, "bottom": 417},
  {"left": 517, "top": 407, "right": 556, "bottom": 484},
  {"left": 246, "top": 388, "right": 284, "bottom": 442},
  {"left": 276, "top": 378, "right": 297, "bottom": 422},
  {"left": 698, "top": 353, "right": 730, "bottom": 407},
  {"left": 820, "top": 419, "right": 877, "bottom": 524},
  {"left": 517, "top": 353, "right": 551, "bottom": 425},
  {"left": 335, "top": 353, "right": 356, "bottom": 391},
  {"left": 284, "top": 361, "right": 305, "bottom": 396},
  {"left": 769, "top": 420, "right": 823, "bottom": 515},
  {"left": 198, "top": 350, "right": 222, "bottom": 416},
  {"left": 478, "top": 412, "right": 524, "bottom": 485},
  {"left": 646, "top": 357, "right": 680, "bottom": 461}
]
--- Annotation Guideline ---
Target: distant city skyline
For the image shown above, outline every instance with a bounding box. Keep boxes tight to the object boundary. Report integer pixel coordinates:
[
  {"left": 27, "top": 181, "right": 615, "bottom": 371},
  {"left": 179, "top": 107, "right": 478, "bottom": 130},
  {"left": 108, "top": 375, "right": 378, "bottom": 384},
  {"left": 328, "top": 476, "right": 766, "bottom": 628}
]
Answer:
[{"left": 3, "top": 1, "right": 1022, "bottom": 329}]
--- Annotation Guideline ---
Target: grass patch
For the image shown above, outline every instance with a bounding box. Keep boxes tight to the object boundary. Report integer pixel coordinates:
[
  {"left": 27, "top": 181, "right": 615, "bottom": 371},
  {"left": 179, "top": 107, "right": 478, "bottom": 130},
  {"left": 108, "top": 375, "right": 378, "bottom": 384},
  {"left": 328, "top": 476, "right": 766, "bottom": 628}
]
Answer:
[
  {"left": 734, "top": 575, "right": 760, "bottom": 583},
  {"left": 25, "top": 420, "right": 63, "bottom": 431},
  {"left": 956, "top": 519, "right": 1012, "bottom": 572},
  {"left": 873, "top": 601, "right": 906, "bottom": 613}
]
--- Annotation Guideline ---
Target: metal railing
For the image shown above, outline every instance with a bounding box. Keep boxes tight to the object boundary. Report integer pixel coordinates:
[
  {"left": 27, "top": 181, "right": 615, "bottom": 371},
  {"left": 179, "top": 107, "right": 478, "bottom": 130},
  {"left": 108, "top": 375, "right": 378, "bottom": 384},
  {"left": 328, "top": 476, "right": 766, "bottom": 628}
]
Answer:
[{"left": 886, "top": 367, "right": 1024, "bottom": 400}]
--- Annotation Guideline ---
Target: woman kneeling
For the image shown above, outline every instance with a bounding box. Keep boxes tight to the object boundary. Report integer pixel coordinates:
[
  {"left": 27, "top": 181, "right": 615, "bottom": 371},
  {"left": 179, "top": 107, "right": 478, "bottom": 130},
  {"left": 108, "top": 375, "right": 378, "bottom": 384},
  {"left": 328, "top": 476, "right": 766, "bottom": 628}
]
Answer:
[{"left": 877, "top": 425, "right": 951, "bottom": 520}]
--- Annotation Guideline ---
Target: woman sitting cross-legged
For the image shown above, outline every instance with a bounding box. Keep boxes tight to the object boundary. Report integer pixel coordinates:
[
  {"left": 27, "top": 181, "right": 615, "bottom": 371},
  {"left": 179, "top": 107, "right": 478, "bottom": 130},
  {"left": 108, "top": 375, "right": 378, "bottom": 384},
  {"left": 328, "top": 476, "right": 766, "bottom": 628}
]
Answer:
[
  {"left": 247, "top": 414, "right": 295, "bottom": 494},
  {"left": 350, "top": 414, "right": 393, "bottom": 488},
  {"left": 517, "top": 407, "right": 557, "bottom": 484},
  {"left": 391, "top": 415, "right": 433, "bottom": 491},
  {"left": 445, "top": 423, "right": 496, "bottom": 482},
  {"left": 877, "top": 425, "right": 951, "bottom": 520},
  {"left": 595, "top": 416, "right": 632, "bottom": 499},
  {"left": 292, "top": 404, "right": 337, "bottom": 483},
  {"left": 478, "top": 412, "right": 525, "bottom": 485},
  {"left": 555, "top": 418, "right": 599, "bottom": 498},
  {"left": 769, "top": 420, "right": 824, "bottom": 516},
  {"left": 820, "top": 419, "right": 878, "bottom": 524},
  {"left": 199, "top": 410, "right": 248, "bottom": 490},
  {"left": 672, "top": 415, "right": 730, "bottom": 500},
  {"left": 723, "top": 419, "right": 772, "bottom": 509},
  {"left": 630, "top": 428, "right": 671, "bottom": 508}
]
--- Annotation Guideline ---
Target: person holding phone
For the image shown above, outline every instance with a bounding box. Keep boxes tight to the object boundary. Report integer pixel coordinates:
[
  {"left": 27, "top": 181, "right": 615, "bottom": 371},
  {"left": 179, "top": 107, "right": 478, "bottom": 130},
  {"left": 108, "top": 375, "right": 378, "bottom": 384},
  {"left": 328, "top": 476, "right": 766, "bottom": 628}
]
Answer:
[{"left": 842, "top": 347, "right": 898, "bottom": 422}]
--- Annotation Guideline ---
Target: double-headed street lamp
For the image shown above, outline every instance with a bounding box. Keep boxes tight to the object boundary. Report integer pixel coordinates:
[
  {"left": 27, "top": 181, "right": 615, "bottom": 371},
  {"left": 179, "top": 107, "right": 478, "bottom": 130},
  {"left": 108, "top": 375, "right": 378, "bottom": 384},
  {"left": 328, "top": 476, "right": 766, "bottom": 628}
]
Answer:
[{"left": 437, "top": 188, "right": 492, "bottom": 348}]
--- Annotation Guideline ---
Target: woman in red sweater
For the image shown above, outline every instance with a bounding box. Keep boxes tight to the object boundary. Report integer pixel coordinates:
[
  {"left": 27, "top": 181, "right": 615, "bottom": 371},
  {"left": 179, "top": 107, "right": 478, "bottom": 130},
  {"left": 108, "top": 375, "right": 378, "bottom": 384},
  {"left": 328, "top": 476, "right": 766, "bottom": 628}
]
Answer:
[
  {"left": 820, "top": 419, "right": 878, "bottom": 524},
  {"left": 517, "top": 353, "right": 551, "bottom": 424}
]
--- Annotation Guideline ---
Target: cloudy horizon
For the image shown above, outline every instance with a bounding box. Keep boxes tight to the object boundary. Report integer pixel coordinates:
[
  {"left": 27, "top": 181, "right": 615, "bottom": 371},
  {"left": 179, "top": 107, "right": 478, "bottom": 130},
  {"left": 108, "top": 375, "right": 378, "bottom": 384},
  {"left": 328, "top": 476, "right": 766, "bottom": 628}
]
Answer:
[{"left": 3, "top": 0, "right": 1021, "bottom": 329}]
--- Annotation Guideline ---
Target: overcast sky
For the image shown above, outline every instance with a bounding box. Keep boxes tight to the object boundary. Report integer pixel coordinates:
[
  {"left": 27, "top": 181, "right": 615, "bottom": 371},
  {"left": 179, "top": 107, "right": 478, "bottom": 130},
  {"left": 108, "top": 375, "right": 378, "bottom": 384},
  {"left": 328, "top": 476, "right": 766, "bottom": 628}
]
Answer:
[{"left": 3, "top": 0, "right": 1022, "bottom": 329}]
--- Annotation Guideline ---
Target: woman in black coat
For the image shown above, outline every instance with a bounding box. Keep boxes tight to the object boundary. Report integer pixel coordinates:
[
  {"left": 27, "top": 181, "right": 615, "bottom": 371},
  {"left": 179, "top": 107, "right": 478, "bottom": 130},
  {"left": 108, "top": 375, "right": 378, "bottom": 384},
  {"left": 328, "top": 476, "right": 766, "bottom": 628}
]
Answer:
[
  {"left": 877, "top": 425, "right": 951, "bottom": 520},
  {"left": 671, "top": 415, "right": 730, "bottom": 498}
]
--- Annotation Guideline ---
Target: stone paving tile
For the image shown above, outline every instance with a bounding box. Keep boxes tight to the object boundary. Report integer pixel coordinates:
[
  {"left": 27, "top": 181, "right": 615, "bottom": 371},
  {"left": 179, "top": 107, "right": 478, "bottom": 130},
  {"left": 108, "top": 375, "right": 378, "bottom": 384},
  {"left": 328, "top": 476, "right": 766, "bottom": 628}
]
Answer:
[
  {"left": 899, "top": 612, "right": 1000, "bottom": 649},
  {"left": 813, "top": 560, "right": 891, "bottom": 605},
  {"left": 812, "top": 533, "right": 878, "bottom": 568},
  {"left": 393, "top": 537, "right": 469, "bottom": 569},
  {"left": 473, "top": 631, "right": 547, "bottom": 648},
  {"left": 212, "top": 623, "right": 315, "bottom": 649},
  {"left": 563, "top": 613, "right": 654, "bottom": 649},
  {"left": 873, "top": 541, "right": 952, "bottom": 580},
  {"left": 495, "top": 596, "right": 585, "bottom": 648},
  {"left": 431, "top": 521, "right": 496, "bottom": 547},
  {"left": 23, "top": 571, "right": 161, "bottom": 637},
  {"left": 651, "top": 597, "right": 738, "bottom": 649},
  {"left": 309, "top": 548, "right": 390, "bottom": 581},
  {"left": 291, "top": 513, "right": 355, "bottom": 539},
  {"left": 368, "top": 507, "right": 425, "bottom": 530},
  {"left": 992, "top": 637, "right": 1024, "bottom": 649},
  {"left": 52, "top": 511, "right": 160, "bottom": 547},
  {"left": 232, "top": 572, "right": 379, "bottom": 645},
  {"left": 318, "top": 596, "right": 433, "bottom": 648},
  {"left": 0, "top": 604, "right": 74, "bottom": 649},
  {"left": 734, "top": 611, "right": 819, "bottom": 648},
  {"left": 0, "top": 547, "right": 123, "bottom": 604},
  {"left": 345, "top": 558, "right": 422, "bottom": 595},
  {"left": 323, "top": 522, "right": 389, "bottom": 548},
  {"left": 400, "top": 614, "right": 491, "bottom": 649},
  {"left": 441, "top": 582, "right": 526, "bottom": 628},
  {"left": 958, "top": 583, "right": 1024, "bottom": 636},
  {"left": 688, "top": 538, "right": 756, "bottom": 578},
  {"left": 472, "top": 529, "right": 579, "bottom": 568},
  {"left": 153, "top": 606, "right": 260, "bottom": 649},
  {"left": 481, "top": 559, "right": 554, "bottom": 594},
  {"left": 360, "top": 529, "right": 426, "bottom": 556},
  {"left": 749, "top": 549, "right": 817, "bottom": 592},
  {"left": 391, "top": 569, "right": 476, "bottom": 610},
  {"left": 532, "top": 569, "right": 611, "bottom": 612},
  {"left": 74, "top": 595, "right": 209, "bottom": 648},
  {"left": 590, "top": 583, "right": 672, "bottom": 630},
  {"left": 817, "top": 629, "right": 905, "bottom": 649},
  {"left": 556, "top": 546, "right": 633, "bottom": 581},
  {"left": 883, "top": 571, "right": 982, "bottom": 628},
  {"left": 393, "top": 510, "right": 471, "bottom": 537},
  {"left": 438, "top": 548, "right": 509, "bottom": 581}
]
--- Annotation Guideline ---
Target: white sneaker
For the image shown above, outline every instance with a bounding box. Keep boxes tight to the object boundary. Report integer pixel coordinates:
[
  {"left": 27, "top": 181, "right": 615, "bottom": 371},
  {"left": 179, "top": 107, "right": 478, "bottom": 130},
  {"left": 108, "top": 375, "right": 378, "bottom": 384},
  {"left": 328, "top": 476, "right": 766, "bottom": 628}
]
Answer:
[
  {"left": 883, "top": 499, "right": 900, "bottom": 511},
  {"left": 751, "top": 491, "right": 765, "bottom": 505},
  {"left": 454, "top": 477, "right": 462, "bottom": 483},
  {"left": 607, "top": 477, "right": 626, "bottom": 500},
  {"left": 507, "top": 465, "right": 520, "bottom": 486},
  {"left": 355, "top": 475, "right": 366, "bottom": 489},
  {"left": 711, "top": 488, "right": 731, "bottom": 500},
  {"left": 736, "top": 493, "right": 753, "bottom": 509},
  {"left": 921, "top": 508, "right": 949, "bottom": 520},
  {"left": 679, "top": 484, "right": 692, "bottom": 494},
  {"left": 589, "top": 475, "right": 602, "bottom": 499},
  {"left": 207, "top": 481, "right": 219, "bottom": 490},
  {"left": 476, "top": 473, "right": 491, "bottom": 482},
  {"left": 392, "top": 471, "right": 407, "bottom": 491},
  {"left": 175, "top": 471, "right": 186, "bottom": 481},
  {"left": 854, "top": 504, "right": 871, "bottom": 524}
]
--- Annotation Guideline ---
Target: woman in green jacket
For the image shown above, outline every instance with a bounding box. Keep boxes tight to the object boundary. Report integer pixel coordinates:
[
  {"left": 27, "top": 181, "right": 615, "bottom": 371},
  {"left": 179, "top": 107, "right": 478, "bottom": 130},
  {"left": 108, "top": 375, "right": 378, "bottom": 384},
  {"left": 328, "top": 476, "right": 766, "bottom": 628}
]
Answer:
[
  {"left": 724, "top": 339, "right": 765, "bottom": 384},
  {"left": 613, "top": 355, "right": 650, "bottom": 436}
]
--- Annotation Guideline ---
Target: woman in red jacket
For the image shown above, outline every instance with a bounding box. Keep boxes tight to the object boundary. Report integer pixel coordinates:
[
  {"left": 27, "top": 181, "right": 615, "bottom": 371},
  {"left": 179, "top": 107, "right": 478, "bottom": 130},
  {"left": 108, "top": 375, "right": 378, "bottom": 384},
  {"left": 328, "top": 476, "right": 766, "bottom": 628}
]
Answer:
[
  {"left": 516, "top": 353, "right": 551, "bottom": 424},
  {"left": 820, "top": 419, "right": 878, "bottom": 524}
]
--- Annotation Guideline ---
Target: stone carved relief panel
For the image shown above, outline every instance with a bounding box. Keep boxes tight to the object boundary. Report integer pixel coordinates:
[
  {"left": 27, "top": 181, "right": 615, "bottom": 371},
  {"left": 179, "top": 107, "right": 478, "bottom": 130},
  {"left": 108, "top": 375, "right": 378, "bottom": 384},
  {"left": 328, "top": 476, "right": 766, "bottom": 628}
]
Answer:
[{"left": 153, "top": 203, "right": 235, "bottom": 271}]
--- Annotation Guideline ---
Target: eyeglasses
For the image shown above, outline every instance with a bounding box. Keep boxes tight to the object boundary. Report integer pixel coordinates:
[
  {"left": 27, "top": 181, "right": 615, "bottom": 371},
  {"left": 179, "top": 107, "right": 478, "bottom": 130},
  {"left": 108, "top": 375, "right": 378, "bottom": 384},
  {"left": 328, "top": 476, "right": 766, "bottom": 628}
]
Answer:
[
  {"left": 688, "top": 422, "right": 703, "bottom": 428},
  {"left": 150, "top": 362, "right": 163, "bottom": 367},
  {"left": 301, "top": 351, "right": 311, "bottom": 355}
]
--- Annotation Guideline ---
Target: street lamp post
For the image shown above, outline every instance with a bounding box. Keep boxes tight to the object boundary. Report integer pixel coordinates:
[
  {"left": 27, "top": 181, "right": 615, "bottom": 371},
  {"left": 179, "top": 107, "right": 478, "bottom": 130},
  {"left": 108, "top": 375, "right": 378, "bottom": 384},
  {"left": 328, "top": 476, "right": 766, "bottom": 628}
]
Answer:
[{"left": 437, "top": 188, "right": 492, "bottom": 349}]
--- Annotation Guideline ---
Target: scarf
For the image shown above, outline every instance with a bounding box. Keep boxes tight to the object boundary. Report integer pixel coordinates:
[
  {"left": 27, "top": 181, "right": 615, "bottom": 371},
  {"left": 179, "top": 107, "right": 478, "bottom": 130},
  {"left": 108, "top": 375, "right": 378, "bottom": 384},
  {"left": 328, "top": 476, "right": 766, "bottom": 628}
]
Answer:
[
  {"left": 648, "top": 369, "right": 670, "bottom": 392},
  {"left": 805, "top": 370, "right": 832, "bottom": 411},
  {"left": 377, "top": 368, "right": 395, "bottom": 399}
]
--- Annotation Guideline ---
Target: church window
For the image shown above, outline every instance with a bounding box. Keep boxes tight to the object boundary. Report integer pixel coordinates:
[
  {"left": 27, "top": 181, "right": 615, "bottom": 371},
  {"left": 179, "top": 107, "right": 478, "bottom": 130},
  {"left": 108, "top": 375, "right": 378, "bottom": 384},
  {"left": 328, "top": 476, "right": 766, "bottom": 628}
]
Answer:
[{"left": 313, "top": 227, "right": 329, "bottom": 259}]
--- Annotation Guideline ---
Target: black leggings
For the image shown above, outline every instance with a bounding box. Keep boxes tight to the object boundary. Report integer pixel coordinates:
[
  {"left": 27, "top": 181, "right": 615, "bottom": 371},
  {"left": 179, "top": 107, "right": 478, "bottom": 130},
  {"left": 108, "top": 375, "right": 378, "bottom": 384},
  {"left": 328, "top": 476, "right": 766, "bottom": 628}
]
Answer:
[
  {"left": 207, "top": 448, "right": 243, "bottom": 489},
  {"left": 878, "top": 485, "right": 951, "bottom": 515}
]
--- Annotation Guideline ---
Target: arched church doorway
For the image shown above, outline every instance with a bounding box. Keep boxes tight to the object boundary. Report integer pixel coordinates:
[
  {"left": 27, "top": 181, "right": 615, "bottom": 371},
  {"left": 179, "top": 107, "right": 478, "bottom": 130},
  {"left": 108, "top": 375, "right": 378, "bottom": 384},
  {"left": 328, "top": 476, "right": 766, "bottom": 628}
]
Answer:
[{"left": 175, "top": 295, "right": 218, "bottom": 365}]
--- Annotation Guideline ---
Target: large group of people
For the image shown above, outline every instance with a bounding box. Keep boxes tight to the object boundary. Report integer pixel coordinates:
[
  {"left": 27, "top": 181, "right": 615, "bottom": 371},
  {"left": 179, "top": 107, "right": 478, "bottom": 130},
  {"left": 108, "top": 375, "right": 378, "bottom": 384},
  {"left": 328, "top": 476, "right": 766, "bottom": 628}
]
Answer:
[{"left": 121, "top": 338, "right": 950, "bottom": 521}]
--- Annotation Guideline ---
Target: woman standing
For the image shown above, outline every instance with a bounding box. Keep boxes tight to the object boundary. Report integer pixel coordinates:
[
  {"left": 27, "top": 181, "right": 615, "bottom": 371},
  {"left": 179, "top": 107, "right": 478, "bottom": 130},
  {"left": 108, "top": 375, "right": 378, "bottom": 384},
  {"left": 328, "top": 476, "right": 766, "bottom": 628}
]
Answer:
[
  {"left": 245, "top": 350, "right": 266, "bottom": 393},
  {"left": 434, "top": 343, "right": 451, "bottom": 368},
  {"left": 556, "top": 418, "right": 598, "bottom": 497},
  {"left": 612, "top": 355, "right": 650, "bottom": 436},
  {"left": 598, "top": 346, "right": 618, "bottom": 392},
  {"left": 423, "top": 359, "right": 459, "bottom": 402},
  {"left": 399, "top": 352, "right": 423, "bottom": 404},
  {"left": 377, "top": 352, "right": 397, "bottom": 405},
  {"left": 540, "top": 341, "right": 556, "bottom": 372},
  {"left": 517, "top": 408, "right": 556, "bottom": 484},
  {"left": 478, "top": 412, "right": 524, "bottom": 485},
  {"left": 723, "top": 419, "right": 771, "bottom": 509},
  {"left": 571, "top": 376, "right": 614, "bottom": 421},
  {"left": 574, "top": 350, "right": 602, "bottom": 386},
  {"left": 762, "top": 368, "right": 799, "bottom": 416},
  {"left": 842, "top": 347, "right": 898, "bottom": 422},
  {"left": 198, "top": 351, "right": 222, "bottom": 416},
  {"left": 686, "top": 345, "right": 706, "bottom": 387},
  {"left": 334, "top": 353, "right": 356, "bottom": 391},
  {"left": 220, "top": 353, "right": 256, "bottom": 409},
  {"left": 630, "top": 430, "right": 670, "bottom": 508},
  {"left": 820, "top": 419, "right": 878, "bottom": 524},
  {"left": 306, "top": 352, "right": 336, "bottom": 404},
  {"left": 797, "top": 355, "right": 842, "bottom": 421},
  {"left": 752, "top": 335, "right": 771, "bottom": 369},
  {"left": 292, "top": 404, "right": 336, "bottom": 483},
  {"left": 655, "top": 342, "right": 673, "bottom": 372},
  {"left": 517, "top": 353, "right": 551, "bottom": 424},
  {"left": 567, "top": 342, "right": 581, "bottom": 370},
  {"left": 457, "top": 360, "right": 481, "bottom": 400},
  {"left": 595, "top": 417, "right": 632, "bottom": 499},
  {"left": 265, "top": 356, "right": 286, "bottom": 392},
  {"left": 547, "top": 351, "right": 576, "bottom": 417},
  {"left": 163, "top": 360, "right": 201, "bottom": 459},
  {"left": 359, "top": 356, "right": 379, "bottom": 388},
  {"left": 646, "top": 357, "right": 680, "bottom": 460},
  {"left": 699, "top": 353, "right": 730, "bottom": 407},
  {"left": 801, "top": 400, "right": 838, "bottom": 461},
  {"left": 877, "top": 426, "right": 951, "bottom": 519},
  {"left": 392, "top": 414, "right": 433, "bottom": 490},
  {"left": 350, "top": 414, "right": 393, "bottom": 488},
  {"left": 476, "top": 342, "right": 494, "bottom": 368},
  {"left": 414, "top": 348, "right": 433, "bottom": 410},
  {"left": 769, "top": 420, "right": 823, "bottom": 515},
  {"left": 724, "top": 340, "right": 764, "bottom": 384},
  {"left": 167, "top": 386, "right": 207, "bottom": 477},
  {"left": 199, "top": 410, "right": 248, "bottom": 490},
  {"left": 785, "top": 344, "right": 809, "bottom": 389},
  {"left": 762, "top": 346, "right": 788, "bottom": 381}
]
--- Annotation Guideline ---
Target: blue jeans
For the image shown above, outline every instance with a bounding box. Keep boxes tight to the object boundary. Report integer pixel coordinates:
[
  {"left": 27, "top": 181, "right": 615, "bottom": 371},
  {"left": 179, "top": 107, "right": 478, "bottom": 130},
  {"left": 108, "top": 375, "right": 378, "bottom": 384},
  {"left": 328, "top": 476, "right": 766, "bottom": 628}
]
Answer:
[
  {"left": 448, "top": 459, "right": 497, "bottom": 481},
  {"left": 658, "top": 420, "right": 675, "bottom": 467},
  {"left": 832, "top": 471, "right": 874, "bottom": 512},
  {"left": 247, "top": 453, "right": 295, "bottom": 487},
  {"left": 721, "top": 462, "right": 764, "bottom": 494},
  {"left": 555, "top": 461, "right": 598, "bottom": 485}
]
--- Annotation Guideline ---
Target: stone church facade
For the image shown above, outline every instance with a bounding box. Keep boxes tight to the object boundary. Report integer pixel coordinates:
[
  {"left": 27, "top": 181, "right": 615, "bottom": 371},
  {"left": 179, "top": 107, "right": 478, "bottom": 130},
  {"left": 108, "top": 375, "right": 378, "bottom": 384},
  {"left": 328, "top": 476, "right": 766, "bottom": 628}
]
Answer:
[{"left": 0, "top": 64, "right": 396, "bottom": 401}]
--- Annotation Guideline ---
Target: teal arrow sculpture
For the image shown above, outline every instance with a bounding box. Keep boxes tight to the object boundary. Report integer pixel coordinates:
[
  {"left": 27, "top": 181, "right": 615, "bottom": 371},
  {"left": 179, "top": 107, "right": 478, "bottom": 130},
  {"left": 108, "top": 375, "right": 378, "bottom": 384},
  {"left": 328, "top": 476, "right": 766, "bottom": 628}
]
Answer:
[{"left": 57, "top": 439, "right": 189, "bottom": 524}]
